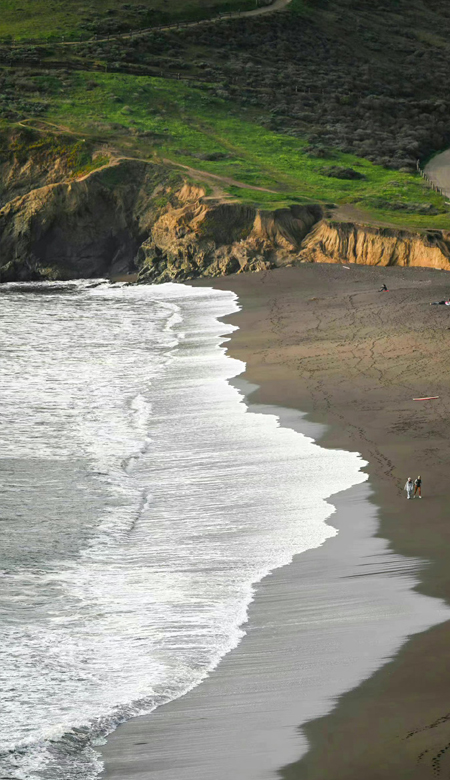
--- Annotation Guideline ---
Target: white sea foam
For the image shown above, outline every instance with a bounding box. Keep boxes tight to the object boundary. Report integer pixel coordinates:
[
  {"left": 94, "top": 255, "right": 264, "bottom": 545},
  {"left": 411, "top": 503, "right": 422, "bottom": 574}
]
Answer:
[{"left": 0, "top": 281, "right": 367, "bottom": 780}]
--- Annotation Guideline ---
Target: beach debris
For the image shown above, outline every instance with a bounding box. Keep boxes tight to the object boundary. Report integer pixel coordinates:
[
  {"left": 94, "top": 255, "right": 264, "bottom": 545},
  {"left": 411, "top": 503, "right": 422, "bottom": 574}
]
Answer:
[
  {"left": 342, "top": 265, "right": 350, "bottom": 269},
  {"left": 413, "top": 396, "right": 439, "bottom": 401}
]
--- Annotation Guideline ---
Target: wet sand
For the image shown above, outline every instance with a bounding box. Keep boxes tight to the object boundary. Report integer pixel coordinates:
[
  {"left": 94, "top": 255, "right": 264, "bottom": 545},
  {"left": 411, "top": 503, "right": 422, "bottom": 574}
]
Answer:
[{"left": 102, "top": 263, "right": 450, "bottom": 780}]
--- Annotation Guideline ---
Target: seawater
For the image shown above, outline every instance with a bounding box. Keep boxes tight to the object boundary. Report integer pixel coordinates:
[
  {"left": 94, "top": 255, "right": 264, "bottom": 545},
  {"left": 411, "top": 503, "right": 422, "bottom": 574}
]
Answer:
[{"left": 0, "top": 281, "right": 367, "bottom": 780}]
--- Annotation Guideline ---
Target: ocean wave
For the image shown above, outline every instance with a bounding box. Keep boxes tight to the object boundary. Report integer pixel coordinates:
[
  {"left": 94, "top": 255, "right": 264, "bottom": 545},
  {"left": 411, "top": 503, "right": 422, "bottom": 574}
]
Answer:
[{"left": 0, "top": 282, "right": 367, "bottom": 780}]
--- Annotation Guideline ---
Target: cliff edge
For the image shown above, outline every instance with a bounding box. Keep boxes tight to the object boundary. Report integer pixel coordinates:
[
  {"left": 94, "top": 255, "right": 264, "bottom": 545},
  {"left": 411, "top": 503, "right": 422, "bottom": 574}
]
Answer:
[
  {"left": 0, "top": 152, "right": 324, "bottom": 282},
  {"left": 2, "top": 151, "right": 450, "bottom": 282}
]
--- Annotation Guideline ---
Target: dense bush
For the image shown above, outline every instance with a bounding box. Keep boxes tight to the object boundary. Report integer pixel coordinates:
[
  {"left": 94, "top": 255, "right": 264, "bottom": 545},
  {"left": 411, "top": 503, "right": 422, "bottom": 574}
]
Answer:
[
  {"left": 121, "top": 0, "right": 450, "bottom": 169},
  {"left": 323, "top": 166, "right": 366, "bottom": 180}
]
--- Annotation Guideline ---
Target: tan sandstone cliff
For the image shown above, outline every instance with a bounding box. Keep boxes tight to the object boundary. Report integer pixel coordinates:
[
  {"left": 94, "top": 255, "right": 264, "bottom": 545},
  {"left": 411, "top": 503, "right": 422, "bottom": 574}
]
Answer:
[
  {"left": 137, "top": 192, "right": 323, "bottom": 282},
  {"left": 299, "top": 220, "right": 450, "bottom": 269}
]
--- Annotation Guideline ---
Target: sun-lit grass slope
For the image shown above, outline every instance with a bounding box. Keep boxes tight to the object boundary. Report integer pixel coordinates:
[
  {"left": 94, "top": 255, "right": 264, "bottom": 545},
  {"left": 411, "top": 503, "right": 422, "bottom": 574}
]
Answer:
[
  {"left": 0, "top": 0, "right": 257, "bottom": 42},
  {"left": 40, "top": 71, "right": 450, "bottom": 229}
]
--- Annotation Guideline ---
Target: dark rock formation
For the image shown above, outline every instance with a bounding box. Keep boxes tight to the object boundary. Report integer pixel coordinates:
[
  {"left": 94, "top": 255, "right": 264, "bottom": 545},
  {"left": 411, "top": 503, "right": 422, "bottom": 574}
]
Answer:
[{"left": 0, "top": 159, "right": 184, "bottom": 281}]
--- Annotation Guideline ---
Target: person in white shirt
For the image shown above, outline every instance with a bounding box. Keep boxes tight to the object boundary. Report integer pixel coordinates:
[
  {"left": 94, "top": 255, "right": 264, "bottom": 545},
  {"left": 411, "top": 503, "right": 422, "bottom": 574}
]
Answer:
[{"left": 404, "top": 477, "right": 414, "bottom": 500}]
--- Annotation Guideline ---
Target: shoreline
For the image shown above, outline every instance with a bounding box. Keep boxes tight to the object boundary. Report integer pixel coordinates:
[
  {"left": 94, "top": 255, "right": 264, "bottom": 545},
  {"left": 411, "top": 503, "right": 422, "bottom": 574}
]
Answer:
[
  {"left": 101, "top": 264, "right": 450, "bottom": 780},
  {"left": 100, "top": 389, "right": 446, "bottom": 780}
]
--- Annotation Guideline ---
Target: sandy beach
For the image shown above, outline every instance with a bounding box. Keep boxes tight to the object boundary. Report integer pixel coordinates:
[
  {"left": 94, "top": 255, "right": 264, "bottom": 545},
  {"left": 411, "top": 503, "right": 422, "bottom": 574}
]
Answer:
[{"left": 101, "top": 262, "right": 450, "bottom": 780}]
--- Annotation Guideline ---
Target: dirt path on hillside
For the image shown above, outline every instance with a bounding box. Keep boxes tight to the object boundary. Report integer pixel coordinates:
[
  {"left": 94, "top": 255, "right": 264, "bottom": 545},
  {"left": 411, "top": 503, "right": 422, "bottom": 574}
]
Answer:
[
  {"left": 13, "top": 120, "right": 282, "bottom": 197},
  {"left": 424, "top": 150, "right": 450, "bottom": 199},
  {"left": 162, "top": 158, "right": 278, "bottom": 196},
  {"left": 69, "top": 152, "right": 280, "bottom": 196},
  {"left": 17, "top": 119, "right": 82, "bottom": 135},
  {"left": 12, "top": 0, "right": 293, "bottom": 48},
  {"left": 15, "top": 115, "right": 284, "bottom": 196},
  {"left": 332, "top": 203, "right": 400, "bottom": 229}
]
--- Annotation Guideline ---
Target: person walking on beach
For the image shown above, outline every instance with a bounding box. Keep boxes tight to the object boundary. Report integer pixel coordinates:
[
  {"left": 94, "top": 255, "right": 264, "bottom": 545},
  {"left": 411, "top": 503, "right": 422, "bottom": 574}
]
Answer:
[
  {"left": 404, "top": 477, "right": 414, "bottom": 500},
  {"left": 414, "top": 476, "right": 422, "bottom": 498}
]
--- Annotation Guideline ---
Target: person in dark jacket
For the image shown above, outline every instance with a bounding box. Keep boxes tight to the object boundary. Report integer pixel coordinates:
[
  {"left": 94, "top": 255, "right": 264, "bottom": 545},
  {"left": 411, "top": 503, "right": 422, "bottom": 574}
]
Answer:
[{"left": 414, "top": 476, "right": 422, "bottom": 498}]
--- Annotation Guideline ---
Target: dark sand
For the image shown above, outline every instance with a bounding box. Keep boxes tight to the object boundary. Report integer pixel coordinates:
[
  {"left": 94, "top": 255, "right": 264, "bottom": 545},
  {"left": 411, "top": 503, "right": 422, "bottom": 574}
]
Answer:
[{"left": 101, "top": 263, "right": 450, "bottom": 780}]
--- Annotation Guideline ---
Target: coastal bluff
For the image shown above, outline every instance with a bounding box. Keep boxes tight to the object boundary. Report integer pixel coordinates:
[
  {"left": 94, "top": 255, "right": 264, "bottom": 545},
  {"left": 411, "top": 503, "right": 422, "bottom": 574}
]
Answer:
[
  {"left": 2, "top": 155, "right": 450, "bottom": 282},
  {"left": 300, "top": 220, "right": 450, "bottom": 270}
]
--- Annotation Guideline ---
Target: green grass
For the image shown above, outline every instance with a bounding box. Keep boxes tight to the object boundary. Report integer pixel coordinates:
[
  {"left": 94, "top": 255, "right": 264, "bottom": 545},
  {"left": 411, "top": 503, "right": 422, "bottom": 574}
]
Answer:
[
  {"left": 225, "top": 186, "right": 314, "bottom": 208},
  {"left": 0, "top": 0, "right": 257, "bottom": 42},
  {"left": 42, "top": 71, "right": 450, "bottom": 228}
]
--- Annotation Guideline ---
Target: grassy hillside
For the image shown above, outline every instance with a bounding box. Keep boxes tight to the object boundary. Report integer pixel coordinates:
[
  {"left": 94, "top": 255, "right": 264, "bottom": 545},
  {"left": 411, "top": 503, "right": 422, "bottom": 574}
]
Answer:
[
  {"left": 39, "top": 71, "right": 446, "bottom": 228},
  {"left": 1, "top": 0, "right": 450, "bottom": 230}
]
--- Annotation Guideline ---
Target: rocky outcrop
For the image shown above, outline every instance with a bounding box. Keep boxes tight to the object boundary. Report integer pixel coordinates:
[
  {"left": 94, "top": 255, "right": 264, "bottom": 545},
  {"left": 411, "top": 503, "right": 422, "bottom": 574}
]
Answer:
[
  {"left": 137, "top": 199, "right": 323, "bottom": 282},
  {"left": 0, "top": 159, "right": 185, "bottom": 281},
  {"left": 299, "top": 220, "right": 450, "bottom": 269}
]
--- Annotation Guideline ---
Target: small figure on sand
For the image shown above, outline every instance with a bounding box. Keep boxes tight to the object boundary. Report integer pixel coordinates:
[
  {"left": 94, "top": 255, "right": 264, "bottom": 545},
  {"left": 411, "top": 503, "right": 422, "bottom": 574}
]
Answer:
[
  {"left": 379, "top": 283, "right": 388, "bottom": 292},
  {"left": 430, "top": 299, "right": 450, "bottom": 305},
  {"left": 414, "top": 476, "right": 422, "bottom": 498},
  {"left": 404, "top": 477, "right": 414, "bottom": 500}
]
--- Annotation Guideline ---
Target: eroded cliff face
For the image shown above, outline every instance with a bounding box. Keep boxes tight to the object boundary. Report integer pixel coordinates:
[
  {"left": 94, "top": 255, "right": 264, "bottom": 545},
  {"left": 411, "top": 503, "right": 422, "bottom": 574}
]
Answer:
[
  {"left": 132, "top": 205, "right": 450, "bottom": 280},
  {"left": 2, "top": 142, "right": 450, "bottom": 283},
  {"left": 137, "top": 197, "right": 323, "bottom": 282},
  {"left": 299, "top": 220, "right": 450, "bottom": 269}
]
